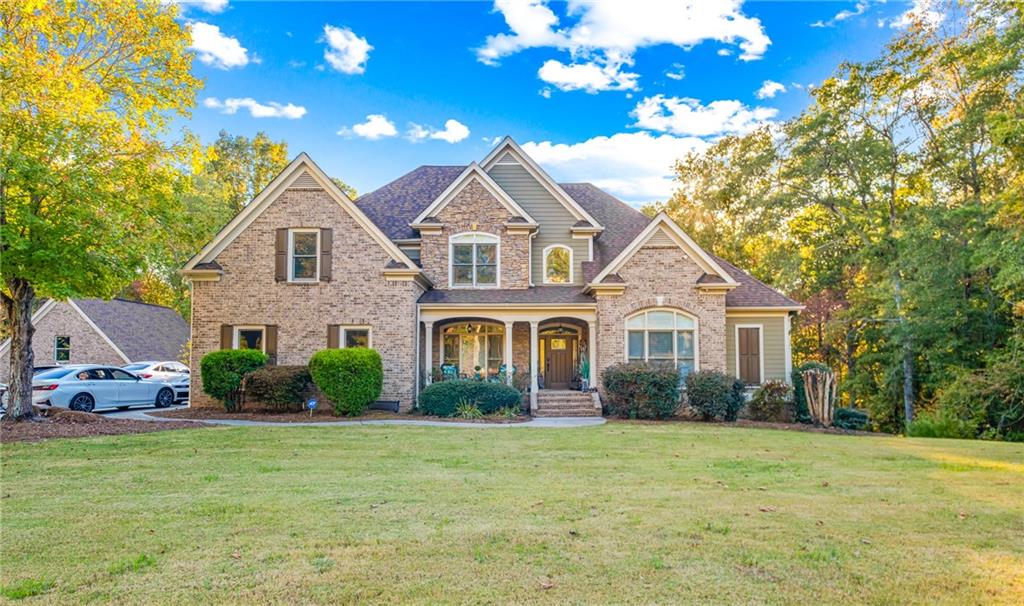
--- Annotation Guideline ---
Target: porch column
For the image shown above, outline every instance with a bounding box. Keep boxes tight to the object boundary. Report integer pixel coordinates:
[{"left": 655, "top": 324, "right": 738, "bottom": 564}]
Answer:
[
  {"left": 423, "top": 321, "right": 434, "bottom": 385},
  {"left": 529, "top": 320, "right": 539, "bottom": 411},
  {"left": 504, "top": 321, "right": 514, "bottom": 386},
  {"left": 587, "top": 319, "right": 597, "bottom": 388}
]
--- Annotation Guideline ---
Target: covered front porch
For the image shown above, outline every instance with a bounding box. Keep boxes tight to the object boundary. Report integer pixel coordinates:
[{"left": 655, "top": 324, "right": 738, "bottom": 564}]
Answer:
[{"left": 418, "top": 304, "right": 598, "bottom": 413}]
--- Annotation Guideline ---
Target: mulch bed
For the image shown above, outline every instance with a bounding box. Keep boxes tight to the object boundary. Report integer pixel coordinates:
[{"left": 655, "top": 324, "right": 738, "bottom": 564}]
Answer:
[
  {"left": 608, "top": 417, "right": 879, "bottom": 436},
  {"left": 150, "top": 407, "right": 531, "bottom": 424},
  {"left": 1, "top": 408, "right": 205, "bottom": 444}
]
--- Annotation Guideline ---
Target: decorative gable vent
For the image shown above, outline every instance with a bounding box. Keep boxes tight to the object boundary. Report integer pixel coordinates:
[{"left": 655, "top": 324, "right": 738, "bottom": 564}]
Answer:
[
  {"left": 494, "top": 151, "right": 519, "bottom": 165},
  {"left": 289, "top": 171, "right": 321, "bottom": 189},
  {"left": 646, "top": 227, "right": 677, "bottom": 248}
]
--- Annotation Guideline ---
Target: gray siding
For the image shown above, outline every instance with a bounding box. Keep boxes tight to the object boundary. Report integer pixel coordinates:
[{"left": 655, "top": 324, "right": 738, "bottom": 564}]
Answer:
[
  {"left": 487, "top": 163, "right": 588, "bottom": 285},
  {"left": 725, "top": 315, "right": 788, "bottom": 383}
]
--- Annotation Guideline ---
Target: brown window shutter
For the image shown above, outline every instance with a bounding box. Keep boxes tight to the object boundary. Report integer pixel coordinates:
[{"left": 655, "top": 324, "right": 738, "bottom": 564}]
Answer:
[
  {"left": 265, "top": 325, "right": 278, "bottom": 365},
  {"left": 220, "top": 325, "right": 233, "bottom": 349},
  {"left": 275, "top": 228, "right": 288, "bottom": 281},
  {"left": 327, "top": 324, "right": 340, "bottom": 349},
  {"left": 738, "top": 327, "right": 761, "bottom": 384},
  {"left": 320, "top": 228, "right": 333, "bottom": 282}
]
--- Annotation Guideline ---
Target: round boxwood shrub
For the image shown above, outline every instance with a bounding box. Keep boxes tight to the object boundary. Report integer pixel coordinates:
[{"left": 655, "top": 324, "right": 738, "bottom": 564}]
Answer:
[
  {"left": 417, "top": 380, "right": 522, "bottom": 417},
  {"left": 309, "top": 348, "right": 383, "bottom": 416},
  {"left": 602, "top": 363, "right": 681, "bottom": 420},
  {"left": 243, "top": 365, "right": 314, "bottom": 412},
  {"left": 200, "top": 349, "right": 268, "bottom": 412},
  {"left": 685, "top": 370, "right": 745, "bottom": 422}
]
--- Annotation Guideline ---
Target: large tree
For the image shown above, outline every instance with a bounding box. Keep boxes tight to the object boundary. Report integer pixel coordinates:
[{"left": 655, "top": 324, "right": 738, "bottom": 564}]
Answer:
[{"left": 0, "top": 0, "right": 199, "bottom": 419}]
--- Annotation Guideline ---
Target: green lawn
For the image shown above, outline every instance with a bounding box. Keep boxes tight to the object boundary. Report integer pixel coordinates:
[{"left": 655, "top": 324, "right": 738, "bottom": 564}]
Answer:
[{"left": 2, "top": 423, "right": 1022, "bottom": 604}]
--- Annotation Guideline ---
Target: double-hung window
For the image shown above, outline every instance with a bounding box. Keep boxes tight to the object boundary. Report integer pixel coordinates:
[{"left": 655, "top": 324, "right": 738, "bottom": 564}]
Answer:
[
  {"left": 288, "top": 229, "right": 320, "bottom": 282},
  {"left": 450, "top": 233, "right": 498, "bottom": 287},
  {"left": 55, "top": 336, "right": 71, "bottom": 363},
  {"left": 626, "top": 309, "right": 697, "bottom": 381}
]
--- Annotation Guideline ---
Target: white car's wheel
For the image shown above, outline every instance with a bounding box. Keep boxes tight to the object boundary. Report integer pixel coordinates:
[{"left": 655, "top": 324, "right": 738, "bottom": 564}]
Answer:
[
  {"left": 154, "top": 387, "right": 174, "bottom": 408},
  {"left": 69, "top": 393, "right": 95, "bottom": 413}
]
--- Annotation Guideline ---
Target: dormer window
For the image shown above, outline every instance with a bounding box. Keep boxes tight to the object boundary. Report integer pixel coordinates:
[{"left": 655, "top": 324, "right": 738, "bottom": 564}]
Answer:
[
  {"left": 450, "top": 233, "right": 498, "bottom": 288},
  {"left": 543, "top": 245, "right": 572, "bottom": 284}
]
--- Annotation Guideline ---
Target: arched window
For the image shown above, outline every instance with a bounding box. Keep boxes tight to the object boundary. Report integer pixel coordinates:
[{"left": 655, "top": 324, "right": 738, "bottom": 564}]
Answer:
[
  {"left": 450, "top": 233, "right": 499, "bottom": 287},
  {"left": 543, "top": 245, "right": 572, "bottom": 284},
  {"left": 625, "top": 309, "right": 698, "bottom": 379}
]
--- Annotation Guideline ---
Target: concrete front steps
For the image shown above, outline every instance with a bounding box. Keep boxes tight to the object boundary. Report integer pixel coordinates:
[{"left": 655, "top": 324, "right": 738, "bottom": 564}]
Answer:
[{"left": 534, "top": 390, "right": 602, "bottom": 417}]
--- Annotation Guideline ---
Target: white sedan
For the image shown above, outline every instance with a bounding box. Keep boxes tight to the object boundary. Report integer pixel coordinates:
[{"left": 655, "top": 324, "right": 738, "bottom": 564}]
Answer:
[
  {"left": 123, "top": 361, "right": 190, "bottom": 403},
  {"left": 32, "top": 365, "right": 177, "bottom": 412}
]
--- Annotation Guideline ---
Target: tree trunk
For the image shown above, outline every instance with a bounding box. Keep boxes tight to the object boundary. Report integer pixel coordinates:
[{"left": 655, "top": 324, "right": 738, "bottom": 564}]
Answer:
[
  {"left": 2, "top": 279, "right": 36, "bottom": 420},
  {"left": 891, "top": 272, "right": 915, "bottom": 429}
]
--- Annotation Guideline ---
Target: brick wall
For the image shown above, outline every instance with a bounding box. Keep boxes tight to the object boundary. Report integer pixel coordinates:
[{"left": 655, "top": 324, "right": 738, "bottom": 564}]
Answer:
[
  {"left": 419, "top": 178, "right": 531, "bottom": 289},
  {"left": 189, "top": 185, "right": 423, "bottom": 410}
]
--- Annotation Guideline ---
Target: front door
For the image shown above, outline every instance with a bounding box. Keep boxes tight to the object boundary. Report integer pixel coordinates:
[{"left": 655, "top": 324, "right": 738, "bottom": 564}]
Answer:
[{"left": 542, "top": 335, "right": 576, "bottom": 390}]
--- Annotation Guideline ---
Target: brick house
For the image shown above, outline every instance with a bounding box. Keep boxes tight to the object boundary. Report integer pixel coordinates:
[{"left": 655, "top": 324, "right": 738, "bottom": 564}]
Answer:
[
  {"left": 0, "top": 298, "right": 189, "bottom": 381},
  {"left": 182, "top": 138, "right": 801, "bottom": 414}
]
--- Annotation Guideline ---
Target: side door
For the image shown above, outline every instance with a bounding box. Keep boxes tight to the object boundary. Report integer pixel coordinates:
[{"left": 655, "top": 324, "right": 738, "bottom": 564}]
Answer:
[
  {"left": 109, "top": 368, "right": 148, "bottom": 405},
  {"left": 83, "top": 368, "right": 117, "bottom": 407}
]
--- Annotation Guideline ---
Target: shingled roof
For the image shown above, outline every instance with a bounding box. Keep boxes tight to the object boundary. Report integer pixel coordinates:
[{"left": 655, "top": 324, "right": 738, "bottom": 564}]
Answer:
[
  {"left": 355, "top": 165, "right": 800, "bottom": 309},
  {"left": 73, "top": 298, "right": 190, "bottom": 361}
]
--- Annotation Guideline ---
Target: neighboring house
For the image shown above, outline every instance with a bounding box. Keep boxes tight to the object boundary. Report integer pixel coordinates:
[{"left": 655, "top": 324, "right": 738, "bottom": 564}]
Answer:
[
  {"left": 182, "top": 137, "right": 802, "bottom": 414},
  {"left": 0, "top": 298, "right": 190, "bottom": 381}
]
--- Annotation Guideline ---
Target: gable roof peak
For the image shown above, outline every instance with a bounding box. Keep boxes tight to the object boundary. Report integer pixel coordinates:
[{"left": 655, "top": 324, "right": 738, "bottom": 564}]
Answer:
[{"left": 410, "top": 162, "right": 537, "bottom": 225}]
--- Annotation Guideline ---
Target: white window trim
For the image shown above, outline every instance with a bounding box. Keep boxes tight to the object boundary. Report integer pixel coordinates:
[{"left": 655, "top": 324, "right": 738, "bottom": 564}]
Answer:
[
  {"left": 233, "top": 326, "right": 266, "bottom": 353},
  {"left": 287, "top": 228, "right": 320, "bottom": 283},
  {"left": 623, "top": 308, "right": 700, "bottom": 373},
  {"left": 448, "top": 232, "right": 500, "bottom": 289},
  {"left": 338, "top": 325, "right": 373, "bottom": 348},
  {"left": 54, "top": 335, "right": 71, "bottom": 364},
  {"left": 542, "top": 244, "right": 574, "bottom": 285},
  {"left": 735, "top": 323, "right": 765, "bottom": 385}
]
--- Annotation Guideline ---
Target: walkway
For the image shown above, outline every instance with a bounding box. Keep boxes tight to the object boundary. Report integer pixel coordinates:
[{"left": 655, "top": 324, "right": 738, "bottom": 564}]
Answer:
[{"left": 103, "top": 406, "right": 606, "bottom": 428}]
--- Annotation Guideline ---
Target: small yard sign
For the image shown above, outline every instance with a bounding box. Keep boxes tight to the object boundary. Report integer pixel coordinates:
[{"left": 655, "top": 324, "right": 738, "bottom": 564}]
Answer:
[{"left": 307, "top": 398, "right": 318, "bottom": 418}]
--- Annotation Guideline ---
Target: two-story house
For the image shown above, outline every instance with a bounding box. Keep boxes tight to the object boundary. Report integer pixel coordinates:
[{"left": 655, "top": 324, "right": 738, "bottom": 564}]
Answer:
[{"left": 182, "top": 137, "right": 801, "bottom": 415}]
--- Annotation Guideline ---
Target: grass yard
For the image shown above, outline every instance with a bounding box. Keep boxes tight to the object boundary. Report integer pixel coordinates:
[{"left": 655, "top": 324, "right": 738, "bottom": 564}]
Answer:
[{"left": 1, "top": 423, "right": 1022, "bottom": 604}]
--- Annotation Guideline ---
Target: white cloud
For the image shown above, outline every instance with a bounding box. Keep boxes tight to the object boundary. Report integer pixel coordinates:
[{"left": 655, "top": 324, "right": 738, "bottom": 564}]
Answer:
[
  {"left": 537, "top": 58, "right": 639, "bottom": 93},
  {"left": 407, "top": 119, "right": 471, "bottom": 144},
  {"left": 631, "top": 95, "right": 777, "bottom": 138},
  {"left": 203, "top": 97, "right": 306, "bottom": 119},
  {"left": 539, "top": 87, "right": 552, "bottom": 98},
  {"left": 888, "top": 0, "right": 944, "bottom": 29},
  {"left": 339, "top": 114, "right": 397, "bottom": 140},
  {"left": 476, "top": 0, "right": 772, "bottom": 90},
  {"left": 188, "top": 22, "right": 248, "bottom": 69},
  {"left": 322, "top": 25, "right": 372, "bottom": 74},
  {"left": 755, "top": 80, "right": 786, "bottom": 99},
  {"left": 717, "top": 48, "right": 733, "bottom": 57},
  {"left": 664, "top": 63, "right": 685, "bottom": 81},
  {"left": 169, "top": 0, "right": 228, "bottom": 14},
  {"left": 522, "top": 132, "right": 708, "bottom": 204},
  {"left": 811, "top": 1, "right": 869, "bottom": 28}
]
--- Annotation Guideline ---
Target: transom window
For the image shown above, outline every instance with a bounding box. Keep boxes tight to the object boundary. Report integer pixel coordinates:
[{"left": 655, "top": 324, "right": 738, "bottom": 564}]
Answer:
[
  {"left": 441, "top": 323, "right": 504, "bottom": 377},
  {"left": 288, "top": 228, "right": 320, "bottom": 282},
  {"left": 54, "top": 335, "right": 71, "bottom": 363},
  {"left": 234, "top": 326, "right": 266, "bottom": 352},
  {"left": 450, "top": 233, "right": 498, "bottom": 287},
  {"left": 543, "top": 245, "right": 572, "bottom": 284},
  {"left": 626, "top": 309, "right": 697, "bottom": 380}
]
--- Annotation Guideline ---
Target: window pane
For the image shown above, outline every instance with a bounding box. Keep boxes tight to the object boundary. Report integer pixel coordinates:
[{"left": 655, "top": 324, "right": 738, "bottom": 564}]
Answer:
[
  {"left": 648, "top": 331, "right": 673, "bottom": 357},
  {"left": 110, "top": 369, "right": 135, "bottom": 380},
  {"left": 627, "top": 331, "right": 644, "bottom": 359},
  {"left": 293, "top": 232, "right": 318, "bottom": 256},
  {"left": 345, "top": 329, "right": 369, "bottom": 348},
  {"left": 487, "top": 334, "right": 503, "bottom": 374},
  {"left": 677, "top": 359, "right": 695, "bottom": 381},
  {"left": 677, "top": 331, "right": 694, "bottom": 357},
  {"left": 545, "top": 248, "right": 570, "bottom": 283},
  {"left": 239, "top": 329, "right": 263, "bottom": 350},
  {"left": 676, "top": 314, "right": 695, "bottom": 329},
  {"left": 293, "top": 256, "right": 316, "bottom": 279},
  {"left": 476, "top": 264, "right": 497, "bottom": 285},
  {"left": 453, "top": 265, "right": 474, "bottom": 284},
  {"left": 443, "top": 335, "right": 459, "bottom": 368},
  {"left": 625, "top": 315, "right": 645, "bottom": 329},
  {"left": 648, "top": 311, "right": 674, "bottom": 329},
  {"left": 453, "top": 244, "right": 473, "bottom": 264},
  {"left": 55, "top": 336, "right": 70, "bottom": 349},
  {"left": 476, "top": 243, "right": 497, "bottom": 265}
]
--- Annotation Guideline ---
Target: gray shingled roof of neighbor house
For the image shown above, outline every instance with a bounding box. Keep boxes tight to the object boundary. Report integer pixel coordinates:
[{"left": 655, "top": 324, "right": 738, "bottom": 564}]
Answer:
[
  {"left": 356, "top": 166, "right": 800, "bottom": 308},
  {"left": 73, "top": 298, "right": 190, "bottom": 361}
]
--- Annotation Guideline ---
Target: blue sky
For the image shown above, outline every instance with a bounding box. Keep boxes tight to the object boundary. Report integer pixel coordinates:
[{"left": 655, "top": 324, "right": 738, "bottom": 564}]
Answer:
[{"left": 177, "top": 0, "right": 935, "bottom": 206}]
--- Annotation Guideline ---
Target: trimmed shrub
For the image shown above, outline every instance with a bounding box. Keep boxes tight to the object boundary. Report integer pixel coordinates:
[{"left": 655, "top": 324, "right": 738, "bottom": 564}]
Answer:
[
  {"left": 309, "top": 348, "right": 384, "bottom": 416},
  {"left": 200, "top": 349, "right": 268, "bottom": 412},
  {"left": 243, "top": 365, "right": 313, "bottom": 412},
  {"left": 833, "top": 407, "right": 870, "bottom": 431},
  {"left": 417, "top": 380, "right": 522, "bottom": 417},
  {"left": 685, "top": 370, "right": 745, "bottom": 422},
  {"left": 747, "top": 380, "right": 792, "bottom": 422},
  {"left": 908, "top": 410, "right": 977, "bottom": 439},
  {"left": 791, "top": 361, "right": 829, "bottom": 424},
  {"left": 602, "top": 363, "right": 681, "bottom": 420}
]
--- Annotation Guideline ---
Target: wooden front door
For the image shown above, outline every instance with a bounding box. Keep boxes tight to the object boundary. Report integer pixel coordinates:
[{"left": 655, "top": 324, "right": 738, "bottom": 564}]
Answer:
[{"left": 542, "top": 335, "right": 576, "bottom": 389}]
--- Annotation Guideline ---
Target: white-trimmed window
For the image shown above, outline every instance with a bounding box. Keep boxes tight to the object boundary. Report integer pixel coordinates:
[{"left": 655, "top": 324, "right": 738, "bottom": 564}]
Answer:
[
  {"left": 234, "top": 326, "right": 266, "bottom": 352},
  {"left": 450, "top": 232, "right": 499, "bottom": 288},
  {"left": 625, "top": 309, "right": 698, "bottom": 380},
  {"left": 54, "top": 335, "right": 71, "bottom": 363},
  {"left": 288, "top": 228, "right": 320, "bottom": 282},
  {"left": 543, "top": 245, "right": 572, "bottom": 284},
  {"left": 340, "top": 326, "right": 371, "bottom": 348}
]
